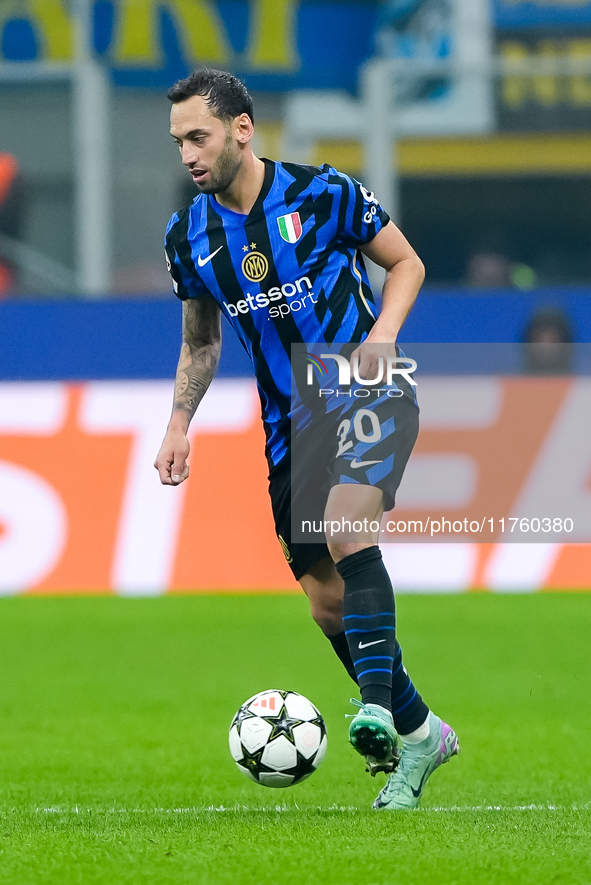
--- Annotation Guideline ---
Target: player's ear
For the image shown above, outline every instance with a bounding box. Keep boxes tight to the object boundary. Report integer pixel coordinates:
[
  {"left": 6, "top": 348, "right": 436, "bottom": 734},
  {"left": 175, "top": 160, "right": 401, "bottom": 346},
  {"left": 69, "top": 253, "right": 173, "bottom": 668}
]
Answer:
[{"left": 235, "top": 112, "right": 254, "bottom": 144}]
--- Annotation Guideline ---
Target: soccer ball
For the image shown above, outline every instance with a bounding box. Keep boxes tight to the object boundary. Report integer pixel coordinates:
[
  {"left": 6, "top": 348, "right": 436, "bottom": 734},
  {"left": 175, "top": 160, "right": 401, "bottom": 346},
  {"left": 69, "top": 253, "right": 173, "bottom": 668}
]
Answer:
[{"left": 229, "top": 689, "right": 327, "bottom": 788}]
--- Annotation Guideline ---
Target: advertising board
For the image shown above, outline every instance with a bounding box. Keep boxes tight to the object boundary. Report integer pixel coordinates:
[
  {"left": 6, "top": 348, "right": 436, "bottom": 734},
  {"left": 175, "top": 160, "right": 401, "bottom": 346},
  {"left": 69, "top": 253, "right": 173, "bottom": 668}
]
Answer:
[{"left": 1, "top": 378, "right": 589, "bottom": 594}]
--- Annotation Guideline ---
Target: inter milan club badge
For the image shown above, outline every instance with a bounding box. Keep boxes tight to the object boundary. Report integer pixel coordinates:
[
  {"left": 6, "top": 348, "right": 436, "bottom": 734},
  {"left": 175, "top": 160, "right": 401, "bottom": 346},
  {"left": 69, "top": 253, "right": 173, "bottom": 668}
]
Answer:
[
  {"left": 277, "top": 212, "right": 302, "bottom": 243},
  {"left": 242, "top": 245, "right": 269, "bottom": 283}
]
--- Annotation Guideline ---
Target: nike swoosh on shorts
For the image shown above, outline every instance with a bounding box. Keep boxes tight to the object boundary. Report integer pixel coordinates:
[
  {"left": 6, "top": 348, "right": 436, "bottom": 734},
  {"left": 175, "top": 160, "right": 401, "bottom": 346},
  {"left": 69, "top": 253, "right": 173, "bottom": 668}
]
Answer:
[{"left": 351, "top": 459, "right": 383, "bottom": 469}]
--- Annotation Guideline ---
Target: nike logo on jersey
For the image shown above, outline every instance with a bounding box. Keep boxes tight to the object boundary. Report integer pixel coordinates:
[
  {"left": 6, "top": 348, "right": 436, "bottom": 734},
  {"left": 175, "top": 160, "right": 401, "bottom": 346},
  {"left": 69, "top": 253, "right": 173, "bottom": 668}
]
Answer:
[
  {"left": 358, "top": 639, "right": 387, "bottom": 650},
  {"left": 351, "top": 459, "right": 383, "bottom": 469},
  {"left": 197, "top": 246, "right": 223, "bottom": 266}
]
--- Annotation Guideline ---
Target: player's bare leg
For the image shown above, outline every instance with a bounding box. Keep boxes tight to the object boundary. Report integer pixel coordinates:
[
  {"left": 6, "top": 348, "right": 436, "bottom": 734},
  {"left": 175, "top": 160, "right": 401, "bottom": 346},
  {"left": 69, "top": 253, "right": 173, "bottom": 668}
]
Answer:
[
  {"left": 324, "top": 483, "right": 384, "bottom": 562},
  {"left": 299, "top": 555, "right": 345, "bottom": 638}
]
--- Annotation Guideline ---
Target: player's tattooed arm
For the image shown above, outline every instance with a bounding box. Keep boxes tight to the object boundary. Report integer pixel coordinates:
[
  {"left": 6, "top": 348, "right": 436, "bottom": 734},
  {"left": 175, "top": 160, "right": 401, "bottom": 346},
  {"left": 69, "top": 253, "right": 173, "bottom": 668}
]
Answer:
[
  {"left": 155, "top": 295, "right": 221, "bottom": 486},
  {"left": 172, "top": 296, "right": 222, "bottom": 421}
]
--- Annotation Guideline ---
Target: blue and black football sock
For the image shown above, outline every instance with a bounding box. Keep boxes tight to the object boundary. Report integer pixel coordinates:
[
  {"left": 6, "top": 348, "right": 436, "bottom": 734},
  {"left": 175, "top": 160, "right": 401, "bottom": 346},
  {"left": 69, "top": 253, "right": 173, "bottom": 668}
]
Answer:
[
  {"left": 336, "top": 546, "right": 396, "bottom": 712},
  {"left": 389, "top": 639, "right": 429, "bottom": 735},
  {"left": 327, "top": 626, "right": 429, "bottom": 732},
  {"left": 327, "top": 631, "right": 358, "bottom": 686},
  {"left": 335, "top": 546, "right": 430, "bottom": 729}
]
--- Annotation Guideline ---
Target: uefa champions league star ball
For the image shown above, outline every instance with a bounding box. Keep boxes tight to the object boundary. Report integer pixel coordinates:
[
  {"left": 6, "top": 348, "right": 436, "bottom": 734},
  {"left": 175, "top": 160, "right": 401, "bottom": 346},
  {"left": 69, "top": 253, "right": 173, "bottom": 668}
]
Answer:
[{"left": 229, "top": 689, "right": 327, "bottom": 787}]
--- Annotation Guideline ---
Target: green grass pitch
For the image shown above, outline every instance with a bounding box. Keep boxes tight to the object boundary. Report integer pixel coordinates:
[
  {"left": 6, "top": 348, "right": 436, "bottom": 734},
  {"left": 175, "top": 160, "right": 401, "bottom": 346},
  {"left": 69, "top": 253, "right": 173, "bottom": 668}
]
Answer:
[{"left": 0, "top": 592, "right": 589, "bottom": 884}]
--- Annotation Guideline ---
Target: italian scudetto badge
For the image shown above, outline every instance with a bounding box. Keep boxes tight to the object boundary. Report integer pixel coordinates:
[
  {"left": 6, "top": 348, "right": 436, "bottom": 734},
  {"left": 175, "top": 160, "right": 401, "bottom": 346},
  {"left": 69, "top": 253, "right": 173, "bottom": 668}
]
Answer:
[{"left": 277, "top": 212, "right": 302, "bottom": 243}]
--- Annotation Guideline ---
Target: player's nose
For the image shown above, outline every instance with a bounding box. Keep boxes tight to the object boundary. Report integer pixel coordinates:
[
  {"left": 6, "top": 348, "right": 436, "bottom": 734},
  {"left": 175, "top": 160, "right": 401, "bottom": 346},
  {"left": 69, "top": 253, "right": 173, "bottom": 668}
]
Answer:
[{"left": 180, "top": 143, "right": 199, "bottom": 167}]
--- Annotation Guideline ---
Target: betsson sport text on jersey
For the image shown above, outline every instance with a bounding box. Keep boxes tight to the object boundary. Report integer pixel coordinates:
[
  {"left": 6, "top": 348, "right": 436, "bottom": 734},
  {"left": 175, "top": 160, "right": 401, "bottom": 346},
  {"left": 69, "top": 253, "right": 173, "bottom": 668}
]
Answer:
[{"left": 222, "top": 276, "right": 317, "bottom": 320}]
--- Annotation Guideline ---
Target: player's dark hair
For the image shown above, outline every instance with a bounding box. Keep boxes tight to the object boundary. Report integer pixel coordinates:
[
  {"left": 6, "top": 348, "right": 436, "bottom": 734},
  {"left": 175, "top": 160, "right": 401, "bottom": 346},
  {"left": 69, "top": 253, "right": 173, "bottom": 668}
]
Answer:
[{"left": 167, "top": 68, "right": 254, "bottom": 124}]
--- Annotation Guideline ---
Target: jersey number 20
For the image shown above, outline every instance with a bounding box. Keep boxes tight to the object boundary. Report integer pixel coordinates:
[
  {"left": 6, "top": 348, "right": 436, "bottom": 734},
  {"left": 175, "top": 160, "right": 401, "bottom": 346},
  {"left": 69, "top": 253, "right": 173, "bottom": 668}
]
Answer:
[{"left": 336, "top": 409, "right": 381, "bottom": 458}]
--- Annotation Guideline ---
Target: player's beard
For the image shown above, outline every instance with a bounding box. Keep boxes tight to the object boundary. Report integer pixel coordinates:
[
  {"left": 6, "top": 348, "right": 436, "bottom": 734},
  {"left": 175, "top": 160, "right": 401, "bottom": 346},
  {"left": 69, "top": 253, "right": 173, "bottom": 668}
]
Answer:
[{"left": 194, "top": 132, "right": 242, "bottom": 196}]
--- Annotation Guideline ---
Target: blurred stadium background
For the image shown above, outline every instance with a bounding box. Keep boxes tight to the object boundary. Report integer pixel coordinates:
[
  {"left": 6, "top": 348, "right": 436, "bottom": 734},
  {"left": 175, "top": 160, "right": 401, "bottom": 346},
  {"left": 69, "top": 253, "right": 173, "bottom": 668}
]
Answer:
[{"left": 1, "top": 0, "right": 591, "bottom": 595}]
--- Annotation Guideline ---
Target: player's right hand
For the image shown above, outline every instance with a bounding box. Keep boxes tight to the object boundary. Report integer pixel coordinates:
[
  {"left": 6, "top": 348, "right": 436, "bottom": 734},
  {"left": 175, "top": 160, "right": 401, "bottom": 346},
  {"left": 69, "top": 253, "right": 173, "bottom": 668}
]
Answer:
[{"left": 154, "top": 429, "right": 191, "bottom": 486}]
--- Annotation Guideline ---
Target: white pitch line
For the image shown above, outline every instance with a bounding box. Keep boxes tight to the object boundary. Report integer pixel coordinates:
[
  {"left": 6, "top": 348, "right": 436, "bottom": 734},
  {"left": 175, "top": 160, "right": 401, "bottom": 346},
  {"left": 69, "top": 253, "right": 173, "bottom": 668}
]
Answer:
[
  {"left": 35, "top": 803, "right": 589, "bottom": 814},
  {"left": 420, "top": 804, "right": 590, "bottom": 813}
]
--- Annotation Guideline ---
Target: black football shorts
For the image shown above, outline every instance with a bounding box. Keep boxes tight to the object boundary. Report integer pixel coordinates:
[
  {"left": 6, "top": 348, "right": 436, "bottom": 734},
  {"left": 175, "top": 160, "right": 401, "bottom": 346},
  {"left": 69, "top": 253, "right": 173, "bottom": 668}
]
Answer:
[{"left": 268, "top": 392, "right": 419, "bottom": 580}]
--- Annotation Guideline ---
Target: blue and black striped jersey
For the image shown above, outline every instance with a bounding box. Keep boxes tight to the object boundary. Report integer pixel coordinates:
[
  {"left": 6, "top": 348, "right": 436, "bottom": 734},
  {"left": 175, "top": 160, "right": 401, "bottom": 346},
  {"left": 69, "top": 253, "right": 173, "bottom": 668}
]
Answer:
[{"left": 165, "top": 158, "right": 390, "bottom": 468}]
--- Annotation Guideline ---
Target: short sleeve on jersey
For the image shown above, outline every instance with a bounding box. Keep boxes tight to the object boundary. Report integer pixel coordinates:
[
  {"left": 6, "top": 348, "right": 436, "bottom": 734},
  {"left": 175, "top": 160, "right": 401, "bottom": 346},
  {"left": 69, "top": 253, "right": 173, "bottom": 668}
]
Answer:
[
  {"left": 164, "top": 209, "right": 208, "bottom": 301},
  {"left": 332, "top": 170, "right": 391, "bottom": 247}
]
